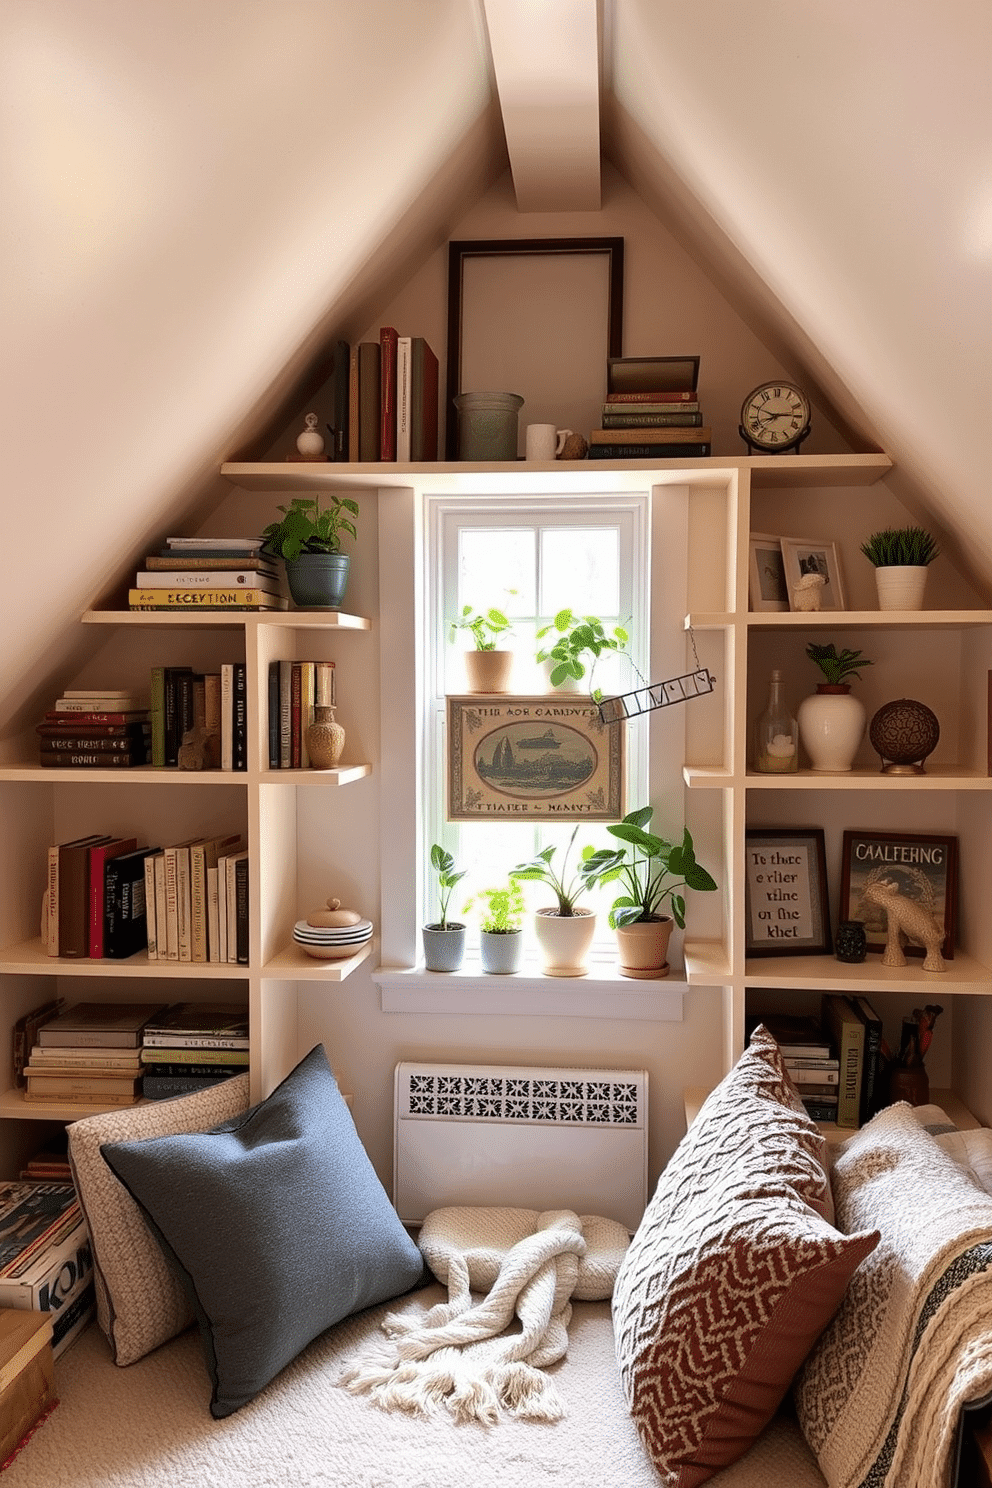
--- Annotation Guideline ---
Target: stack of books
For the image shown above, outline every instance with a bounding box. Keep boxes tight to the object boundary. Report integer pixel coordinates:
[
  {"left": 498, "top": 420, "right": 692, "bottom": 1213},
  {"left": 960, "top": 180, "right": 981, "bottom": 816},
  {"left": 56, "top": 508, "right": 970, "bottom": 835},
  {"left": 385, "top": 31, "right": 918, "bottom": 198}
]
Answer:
[
  {"left": 0, "top": 1181, "right": 94, "bottom": 1359},
  {"left": 749, "top": 1012, "right": 841, "bottom": 1123},
  {"left": 129, "top": 538, "right": 288, "bottom": 611},
  {"left": 139, "top": 1002, "right": 250, "bottom": 1101},
  {"left": 37, "top": 689, "right": 151, "bottom": 769},
  {"left": 43, "top": 836, "right": 158, "bottom": 960},
  {"left": 347, "top": 329, "right": 439, "bottom": 463},
  {"left": 143, "top": 835, "right": 246, "bottom": 965},
  {"left": 22, "top": 1001, "right": 165, "bottom": 1108},
  {"left": 589, "top": 355, "right": 711, "bottom": 460},
  {"left": 149, "top": 662, "right": 247, "bottom": 770},
  {"left": 267, "top": 659, "right": 336, "bottom": 768},
  {"left": 751, "top": 996, "right": 886, "bottom": 1129}
]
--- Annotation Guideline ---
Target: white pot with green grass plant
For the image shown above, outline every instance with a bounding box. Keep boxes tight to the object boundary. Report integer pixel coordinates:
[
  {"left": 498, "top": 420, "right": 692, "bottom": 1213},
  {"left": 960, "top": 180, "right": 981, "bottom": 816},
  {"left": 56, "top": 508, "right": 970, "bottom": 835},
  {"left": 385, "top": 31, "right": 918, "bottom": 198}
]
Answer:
[
  {"left": 510, "top": 824, "right": 600, "bottom": 977},
  {"left": 797, "top": 643, "right": 872, "bottom": 772},
  {"left": 449, "top": 605, "right": 514, "bottom": 693},
  {"left": 468, "top": 879, "right": 526, "bottom": 974},
  {"left": 535, "top": 610, "right": 630, "bottom": 701},
  {"left": 861, "top": 526, "right": 939, "bottom": 611},
  {"left": 583, "top": 807, "right": 718, "bottom": 979},
  {"left": 422, "top": 844, "right": 466, "bottom": 973}
]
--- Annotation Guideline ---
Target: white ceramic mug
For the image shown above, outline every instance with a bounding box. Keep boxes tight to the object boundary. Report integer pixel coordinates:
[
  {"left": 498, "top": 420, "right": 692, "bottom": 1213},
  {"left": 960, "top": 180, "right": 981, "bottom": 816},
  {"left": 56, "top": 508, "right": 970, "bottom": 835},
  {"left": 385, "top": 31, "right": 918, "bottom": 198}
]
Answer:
[{"left": 525, "top": 423, "right": 571, "bottom": 461}]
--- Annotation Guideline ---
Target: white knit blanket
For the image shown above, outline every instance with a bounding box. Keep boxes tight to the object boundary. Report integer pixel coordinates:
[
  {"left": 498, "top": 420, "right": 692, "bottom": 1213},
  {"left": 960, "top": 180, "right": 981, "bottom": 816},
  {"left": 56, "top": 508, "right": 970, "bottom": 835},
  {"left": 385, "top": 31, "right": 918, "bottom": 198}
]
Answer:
[
  {"left": 342, "top": 1206, "right": 629, "bottom": 1425},
  {"left": 794, "top": 1102, "right": 992, "bottom": 1488}
]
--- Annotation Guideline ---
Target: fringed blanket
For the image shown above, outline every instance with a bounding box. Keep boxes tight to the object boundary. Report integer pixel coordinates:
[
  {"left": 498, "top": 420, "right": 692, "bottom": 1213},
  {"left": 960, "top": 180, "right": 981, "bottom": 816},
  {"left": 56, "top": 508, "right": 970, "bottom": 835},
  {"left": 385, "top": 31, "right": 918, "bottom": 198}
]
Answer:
[
  {"left": 794, "top": 1102, "right": 992, "bottom": 1488},
  {"left": 342, "top": 1206, "right": 629, "bottom": 1425}
]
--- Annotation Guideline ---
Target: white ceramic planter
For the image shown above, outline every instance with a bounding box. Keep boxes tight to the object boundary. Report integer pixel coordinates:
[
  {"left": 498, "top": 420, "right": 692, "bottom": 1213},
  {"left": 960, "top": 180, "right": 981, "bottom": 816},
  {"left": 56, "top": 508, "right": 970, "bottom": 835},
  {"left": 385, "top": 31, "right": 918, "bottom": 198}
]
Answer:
[
  {"left": 797, "top": 685, "right": 866, "bottom": 771},
  {"left": 479, "top": 928, "right": 524, "bottom": 973},
  {"left": 874, "top": 565, "right": 929, "bottom": 611},
  {"left": 533, "top": 908, "right": 596, "bottom": 977}
]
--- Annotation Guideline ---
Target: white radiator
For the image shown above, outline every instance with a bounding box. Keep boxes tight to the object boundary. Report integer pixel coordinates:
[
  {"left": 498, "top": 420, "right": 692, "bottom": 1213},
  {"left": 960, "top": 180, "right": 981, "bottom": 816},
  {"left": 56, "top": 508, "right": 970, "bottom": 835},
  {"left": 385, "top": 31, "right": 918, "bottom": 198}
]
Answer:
[{"left": 393, "top": 1061, "right": 648, "bottom": 1231}]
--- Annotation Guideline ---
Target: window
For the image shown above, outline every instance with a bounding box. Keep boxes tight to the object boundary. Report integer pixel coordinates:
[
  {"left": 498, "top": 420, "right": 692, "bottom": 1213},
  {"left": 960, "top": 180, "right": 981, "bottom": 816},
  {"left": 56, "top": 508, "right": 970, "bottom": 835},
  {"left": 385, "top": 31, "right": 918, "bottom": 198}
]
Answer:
[{"left": 425, "top": 494, "right": 649, "bottom": 953}]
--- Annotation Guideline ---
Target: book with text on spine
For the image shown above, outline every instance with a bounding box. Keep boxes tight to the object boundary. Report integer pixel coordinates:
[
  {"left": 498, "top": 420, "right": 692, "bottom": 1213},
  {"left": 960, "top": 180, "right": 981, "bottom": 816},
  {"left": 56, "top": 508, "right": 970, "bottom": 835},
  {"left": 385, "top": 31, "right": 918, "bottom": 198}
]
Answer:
[
  {"left": 588, "top": 442, "right": 712, "bottom": 460},
  {"left": 128, "top": 588, "right": 288, "bottom": 609},
  {"left": 38, "top": 1002, "right": 166, "bottom": 1049},
  {"left": 821, "top": 993, "right": 865, "bottom": 1129},
  {"left": 379, "top": 326, "right": 399, "bottom": 461}
]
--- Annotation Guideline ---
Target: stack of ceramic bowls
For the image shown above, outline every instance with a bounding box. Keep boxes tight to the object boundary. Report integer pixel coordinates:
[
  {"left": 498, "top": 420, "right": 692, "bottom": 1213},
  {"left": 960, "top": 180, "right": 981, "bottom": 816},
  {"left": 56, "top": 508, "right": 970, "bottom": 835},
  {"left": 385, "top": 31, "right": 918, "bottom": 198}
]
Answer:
[{"left": 293, "top": 899, "right": 373, "bottom": 960}]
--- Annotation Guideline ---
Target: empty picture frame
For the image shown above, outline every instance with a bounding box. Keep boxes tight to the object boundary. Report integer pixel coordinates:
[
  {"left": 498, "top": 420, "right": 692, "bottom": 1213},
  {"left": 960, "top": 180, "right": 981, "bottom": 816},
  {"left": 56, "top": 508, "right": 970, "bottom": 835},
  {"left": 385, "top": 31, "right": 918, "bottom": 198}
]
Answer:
[
  {"left": 780, "top": 536, "right": 847, "bottom": 611},
  {"left": 748, "top": 534, "right": 789, "bottom": 612},
  {"left": 445, "top": 238, "right": 625, "bottom": 459}
]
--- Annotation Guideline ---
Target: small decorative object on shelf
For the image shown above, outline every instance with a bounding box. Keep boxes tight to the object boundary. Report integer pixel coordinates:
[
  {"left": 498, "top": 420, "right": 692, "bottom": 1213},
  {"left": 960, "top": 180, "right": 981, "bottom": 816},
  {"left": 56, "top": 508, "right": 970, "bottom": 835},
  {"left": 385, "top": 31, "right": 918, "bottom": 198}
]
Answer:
[
  {"left": 887, "top": 1005, "right": 943, "bottom": 1106},
  {"left": 834, "top": 920, "right": 868, "bottom": 964},
  {"left": 305, "top": 706, "right": 345, "bottom": 769},
  {"left": 797, "top": 643, "right": 873, "bottom": 773},
  {"left": 557, "top": 432, "right": 588, "bottom": 460},
  {"left": 453, "top": 391, "right": 523, "bottom": 461},
  {"left": 868, "top": 698, "right": 940, "bottom": 774},
  {"left": 754, "top": 669, "right": 798, "bottom": 773},
  {"left": 860, "top": 525, "right": 940, "bottom": 611},
  {"left": 292, "top": 898, "right": 372, "bottom": 960},
  {"left": 294, "top": 412, "right": 326, "bottom": 460},
  {"left": 738, "top": 380, "right": 811, "bottom": 454},
  {"left": 862, "top": 878, "right": 946, "bottom": 972},
  {"left": 791, "top": 571, "right": 825, "bottom": 611}
]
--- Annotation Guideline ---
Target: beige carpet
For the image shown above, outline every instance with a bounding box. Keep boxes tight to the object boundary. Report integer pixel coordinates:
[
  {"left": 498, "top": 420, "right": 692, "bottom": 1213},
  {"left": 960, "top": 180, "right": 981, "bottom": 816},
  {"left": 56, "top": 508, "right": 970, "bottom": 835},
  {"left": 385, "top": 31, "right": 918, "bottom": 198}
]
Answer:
[{"left": 3, "top": 1284, "right": 825, "bottom": 1488}]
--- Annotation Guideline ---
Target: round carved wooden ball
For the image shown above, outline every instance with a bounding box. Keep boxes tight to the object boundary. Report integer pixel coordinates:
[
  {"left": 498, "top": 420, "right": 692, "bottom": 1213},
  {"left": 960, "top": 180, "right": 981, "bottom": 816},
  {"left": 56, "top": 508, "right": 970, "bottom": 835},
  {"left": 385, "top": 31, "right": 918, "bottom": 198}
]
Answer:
[{"left": 869, "top": 698, "right": 940, "bottom": 772}]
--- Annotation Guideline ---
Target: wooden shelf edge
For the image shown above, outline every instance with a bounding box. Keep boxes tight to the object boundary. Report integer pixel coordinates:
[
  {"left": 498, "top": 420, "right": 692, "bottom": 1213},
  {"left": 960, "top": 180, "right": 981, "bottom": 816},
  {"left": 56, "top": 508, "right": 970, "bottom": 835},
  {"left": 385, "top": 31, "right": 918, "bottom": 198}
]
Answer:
[
  {"left": 82, "top": 609, "right": 371, "bottom": 630},
  {"left": 261, "top": 941, "right": 373, "bottom": 980},
  {"left": 0, "top": 940, "right": 250, "bottom": 976}
]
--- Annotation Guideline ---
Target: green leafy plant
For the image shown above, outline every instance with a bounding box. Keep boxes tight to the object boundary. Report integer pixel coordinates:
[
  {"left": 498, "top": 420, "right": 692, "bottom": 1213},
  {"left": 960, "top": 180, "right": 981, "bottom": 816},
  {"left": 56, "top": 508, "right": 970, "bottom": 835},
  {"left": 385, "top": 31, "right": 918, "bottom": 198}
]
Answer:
[
  {"left": 583, "top": 807, "right": 718, "bottom": 929},
  {"left": 510, "top": 824, "right": 600, "bottom": 917},
  {"left": 427, "top": 843, "right": 466, "bottom": 931},
  {"left": 449, "top": 604, "right": 513, "bottom": 651},
  {"left": 805, "top": 642, "right": 873, "bottom": 686},
  {"left": 860, "top": 526, "right": 940, "bottom": 567},
  {"left": 535, "top": 609, "right": 630, "bottom": 702},
  {"left": 465, "top": 878, "right": 527, "bottom": 934},
  {"left": 260, "top": 495, "right": 359, "bottom": 560}
]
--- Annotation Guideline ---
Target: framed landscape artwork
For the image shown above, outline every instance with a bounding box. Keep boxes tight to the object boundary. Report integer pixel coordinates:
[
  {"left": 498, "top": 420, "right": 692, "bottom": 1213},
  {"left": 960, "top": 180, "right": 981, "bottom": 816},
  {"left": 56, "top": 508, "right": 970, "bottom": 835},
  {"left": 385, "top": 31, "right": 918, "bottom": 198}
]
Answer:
[
  {"left": 445, "top": 695, "right": 625, "bottom": 821},
  {"left": 840, "top": 829, "right": 958, "bottom": 959},
  {"left": 744, "top": 827, "right": 832, "bottom": 956}
]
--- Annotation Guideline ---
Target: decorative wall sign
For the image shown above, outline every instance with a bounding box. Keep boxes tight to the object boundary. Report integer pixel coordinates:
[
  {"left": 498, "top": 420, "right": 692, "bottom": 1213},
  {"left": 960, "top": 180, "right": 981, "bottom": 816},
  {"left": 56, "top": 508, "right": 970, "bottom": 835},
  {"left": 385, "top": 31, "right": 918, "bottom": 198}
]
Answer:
[
  {"left": 596, "top": 668, "right": 715, "bottom": 724},
  {"left": 446, "top": 695, "right": 624, "bottom": 821},
  {"left": 840, "top": 830, "right": 958, "bottom": 960},
  {"left": 745, "top": 827, "right": 832, "bottom": 956}
]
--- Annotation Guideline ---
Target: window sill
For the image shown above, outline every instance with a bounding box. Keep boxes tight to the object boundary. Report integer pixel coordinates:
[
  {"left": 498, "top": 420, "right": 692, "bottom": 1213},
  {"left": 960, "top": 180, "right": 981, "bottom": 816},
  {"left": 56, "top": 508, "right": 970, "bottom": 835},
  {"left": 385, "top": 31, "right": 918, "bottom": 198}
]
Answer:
[{"left": 371, "top": 955, "right": 686, "bottom": 1020}]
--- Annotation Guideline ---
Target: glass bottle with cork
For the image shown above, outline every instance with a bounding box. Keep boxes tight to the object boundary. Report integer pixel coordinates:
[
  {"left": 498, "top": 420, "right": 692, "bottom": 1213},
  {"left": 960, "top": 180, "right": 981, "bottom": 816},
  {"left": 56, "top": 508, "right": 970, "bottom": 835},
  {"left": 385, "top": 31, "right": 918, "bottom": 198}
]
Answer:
[{"left": 755, "top": 669, "right": 798, "bottom": 773}]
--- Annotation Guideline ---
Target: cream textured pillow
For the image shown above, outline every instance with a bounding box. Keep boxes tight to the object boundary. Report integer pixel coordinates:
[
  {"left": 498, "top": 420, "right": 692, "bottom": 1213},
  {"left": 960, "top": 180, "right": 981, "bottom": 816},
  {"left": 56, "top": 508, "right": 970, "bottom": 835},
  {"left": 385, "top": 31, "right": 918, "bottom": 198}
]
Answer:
[
  {"left": 613, "top": 1027, "right": 878, "bottom": 1487},
  {"left": 67, "top": 1073, "right": 251, "bottom": 1365}
]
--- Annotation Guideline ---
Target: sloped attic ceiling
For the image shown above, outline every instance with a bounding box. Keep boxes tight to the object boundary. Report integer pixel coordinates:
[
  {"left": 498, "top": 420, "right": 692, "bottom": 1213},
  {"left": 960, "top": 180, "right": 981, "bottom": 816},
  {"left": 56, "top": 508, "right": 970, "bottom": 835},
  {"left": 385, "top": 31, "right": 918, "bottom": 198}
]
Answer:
[{"left": 0, "top": 1, "right": 988, "bottom": 728}]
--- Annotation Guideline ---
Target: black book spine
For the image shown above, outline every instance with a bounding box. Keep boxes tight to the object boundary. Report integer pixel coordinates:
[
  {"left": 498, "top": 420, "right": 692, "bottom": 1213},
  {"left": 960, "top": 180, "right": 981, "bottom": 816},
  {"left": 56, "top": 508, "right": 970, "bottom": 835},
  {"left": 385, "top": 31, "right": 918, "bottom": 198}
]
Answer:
[
  {"left": 233, "top": 663, "right": 247, "bottom": 772},
  {"left": 267, "top": 662, "right": 280, "bottom": 769},
  {"left": 235, "top": 856, "right": 249, "bottom": 964}
]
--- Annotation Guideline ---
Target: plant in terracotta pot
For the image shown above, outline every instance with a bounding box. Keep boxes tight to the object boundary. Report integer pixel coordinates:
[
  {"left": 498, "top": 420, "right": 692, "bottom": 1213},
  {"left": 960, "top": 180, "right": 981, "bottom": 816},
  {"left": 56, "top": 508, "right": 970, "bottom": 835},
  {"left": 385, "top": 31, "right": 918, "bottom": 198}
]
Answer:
[
  {"left": 465, "top": 877, "right": 526, "bottom": 974},
  {"left": 510, "top": 824, "right": 601, "bottom": 976},
  {"left": 860, "top": 525, "right": 939, "bottom": 611},
  {"left": 449, "top": 604, "right": 515, "bottom": 693},
  {"left": 422, "top": 843, "right": 467, "bottom": 973},
  {"left": 260, "top": 494, "right": 359, "bottom": 609},
  {"left": 797, "top": 642, "right": 873, "bottom": 772},
  {"left": 583, "top": 808, "right": 717, "bottom": 979},
  {"left": 535, "top": 609, "right": 630, "bottom": 702}
]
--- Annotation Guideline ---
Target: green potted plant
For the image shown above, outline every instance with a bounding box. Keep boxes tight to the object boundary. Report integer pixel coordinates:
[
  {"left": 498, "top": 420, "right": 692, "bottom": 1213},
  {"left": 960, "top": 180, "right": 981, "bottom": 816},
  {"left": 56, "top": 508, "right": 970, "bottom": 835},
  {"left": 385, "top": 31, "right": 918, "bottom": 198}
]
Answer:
[
  {"left": 797, "top": 642, "right": 873, "bottom": 772},
  {"left": 260, "top": 494, "right": 359, "bottom": 609},
  {"left": 465, "top": 877, "right": 526, "bottom": 974},
  {"left": 583, "top": 807, "right": 717, "bottom": 978},
  {"left": 535, "top": 609, "right": 630, "bottom": 702},
  {"left": 510, "top": 824, "right": 601, "bottom": 976},
  {"left": 449, "top": 604, "right": 515, "bottom": 693},
  {"left": 422, "top": 843, "right": 467, "bottom": 973},
  {"left": 860, "top": 525, "right": 939, "bottom": 611}
]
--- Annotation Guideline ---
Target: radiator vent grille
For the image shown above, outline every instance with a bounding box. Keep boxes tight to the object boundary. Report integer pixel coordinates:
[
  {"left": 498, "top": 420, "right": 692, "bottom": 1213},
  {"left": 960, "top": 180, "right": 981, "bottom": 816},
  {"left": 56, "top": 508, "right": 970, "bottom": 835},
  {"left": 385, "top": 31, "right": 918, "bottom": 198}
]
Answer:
[{"left": 407, "top": 1072, "right": 641, "bottom": 1125}]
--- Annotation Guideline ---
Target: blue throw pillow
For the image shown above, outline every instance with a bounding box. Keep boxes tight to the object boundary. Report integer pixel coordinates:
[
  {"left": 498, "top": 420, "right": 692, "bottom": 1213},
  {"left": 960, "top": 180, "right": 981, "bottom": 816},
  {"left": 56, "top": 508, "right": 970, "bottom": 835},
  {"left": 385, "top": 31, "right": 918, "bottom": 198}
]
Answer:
[{"left": 101, "top": 1043, "right": 425, "bottom": 1417}]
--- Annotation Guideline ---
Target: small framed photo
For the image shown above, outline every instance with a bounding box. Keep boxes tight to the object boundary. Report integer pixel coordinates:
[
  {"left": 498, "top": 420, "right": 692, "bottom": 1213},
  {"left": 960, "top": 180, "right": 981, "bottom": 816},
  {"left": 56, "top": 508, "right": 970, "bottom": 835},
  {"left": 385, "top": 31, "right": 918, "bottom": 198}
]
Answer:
[
  {"left": 780, "top": 536, "right": 847, "bottom": 611},
  {"left": 748, "top": 534, "right": 789, "bottom": 612},
  {"left": 745, "top": 827, "right": 832, "bottom": 956},
  {"left": 840, "top": 830, "right": 958, "bottom": 960},
  {"left": 446, "top": 695, "right": 625, "bottom": 821}
]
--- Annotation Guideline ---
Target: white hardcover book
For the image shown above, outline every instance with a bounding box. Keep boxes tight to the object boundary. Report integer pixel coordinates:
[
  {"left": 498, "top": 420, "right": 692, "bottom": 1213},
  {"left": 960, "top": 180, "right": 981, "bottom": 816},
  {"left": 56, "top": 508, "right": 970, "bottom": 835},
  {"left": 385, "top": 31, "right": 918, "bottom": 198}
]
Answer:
[
  {"left": 207, "top": 866, "right": 220, "bottom": 963},
  {"left": 299, "top": 661, "right": 316, "bottom": 769},
  {"left": 134, "top": 569, "right": 278, "bottom": 590},
  {"left": 315, "top": 660, "right": 335, "bottom": 709},
  {"left": 396, "top": 335, "right": 412, "bottom": 461},
  {"left": 162, "top": 846, "right": 181, "bottom": 961},
  {"left": 144, "top": 853, "right": 158, "bottom": 960},
  {"left": 153, "top": 853, "right": 167, "bottom": 963},
  {"left": 220, "top": 663, "right": 234, "bottom": 771},
  {"left": 175, "top": 845, "right": 193, "bottom": 962},
  {"left": 216, "top": 856, "right": 229, "bottom": 963},
  {"left": 225, "top": 854, "right": 240, "bottom": 963}
]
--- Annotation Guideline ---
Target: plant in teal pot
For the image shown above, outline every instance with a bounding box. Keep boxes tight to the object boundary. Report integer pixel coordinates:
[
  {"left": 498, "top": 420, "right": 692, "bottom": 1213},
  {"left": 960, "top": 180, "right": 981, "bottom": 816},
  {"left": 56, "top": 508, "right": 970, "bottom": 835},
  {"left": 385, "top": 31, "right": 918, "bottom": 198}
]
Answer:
[{"left": 261, "top": 495, "right": 359, "bottom": 609}]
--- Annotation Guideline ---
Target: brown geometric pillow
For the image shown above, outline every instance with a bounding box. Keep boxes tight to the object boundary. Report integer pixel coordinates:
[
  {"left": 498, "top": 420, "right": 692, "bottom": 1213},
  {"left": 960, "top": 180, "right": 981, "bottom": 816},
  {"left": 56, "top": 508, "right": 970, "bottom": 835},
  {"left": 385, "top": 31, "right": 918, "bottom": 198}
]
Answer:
[{"left": 612, "top": 1027, "right": 877, "bottom": 1486}]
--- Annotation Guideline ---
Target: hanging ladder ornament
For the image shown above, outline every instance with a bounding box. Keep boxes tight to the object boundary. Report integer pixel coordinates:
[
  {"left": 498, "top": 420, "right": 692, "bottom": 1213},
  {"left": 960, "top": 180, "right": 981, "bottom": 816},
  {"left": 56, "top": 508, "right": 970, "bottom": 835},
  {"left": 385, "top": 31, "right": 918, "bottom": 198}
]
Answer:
[{"left": 596, "top": 628, "right": 716, "bottom": 724}]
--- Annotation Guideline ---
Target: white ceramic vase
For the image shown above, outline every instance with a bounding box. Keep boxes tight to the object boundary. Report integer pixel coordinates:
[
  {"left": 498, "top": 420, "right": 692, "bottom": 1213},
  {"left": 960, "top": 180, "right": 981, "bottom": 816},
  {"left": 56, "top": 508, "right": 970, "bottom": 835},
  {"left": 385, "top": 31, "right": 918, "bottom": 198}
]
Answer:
[
  {"left": 533, "top": 908, "right": 596, "bottom": 976},
  {"left": 797, "top": 685, "right": 866, "bottom": 772},
  {"left": 874, "top": 565, "right": 928, "bottom": 611}
]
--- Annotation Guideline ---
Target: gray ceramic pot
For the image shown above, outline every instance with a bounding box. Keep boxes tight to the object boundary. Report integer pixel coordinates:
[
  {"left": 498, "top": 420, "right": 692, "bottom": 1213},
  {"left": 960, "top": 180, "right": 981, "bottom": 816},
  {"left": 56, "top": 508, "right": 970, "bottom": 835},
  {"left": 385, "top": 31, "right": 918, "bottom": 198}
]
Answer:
[
  {"left": 479, "top": 928, "right": 524, "bottom": 974},
  {"left": 422, "top": 923, "right": 466, "bottom": 973},
  {"left": 285, "top": 552, "right": 351, "bottom": 609}
]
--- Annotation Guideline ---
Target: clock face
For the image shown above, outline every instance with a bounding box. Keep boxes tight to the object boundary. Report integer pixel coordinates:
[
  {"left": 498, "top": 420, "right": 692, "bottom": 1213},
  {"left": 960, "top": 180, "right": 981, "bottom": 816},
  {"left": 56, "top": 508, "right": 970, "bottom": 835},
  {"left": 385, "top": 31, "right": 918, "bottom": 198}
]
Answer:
[{"left": 741, "top": 382, "right": 812, "bottom": 451}]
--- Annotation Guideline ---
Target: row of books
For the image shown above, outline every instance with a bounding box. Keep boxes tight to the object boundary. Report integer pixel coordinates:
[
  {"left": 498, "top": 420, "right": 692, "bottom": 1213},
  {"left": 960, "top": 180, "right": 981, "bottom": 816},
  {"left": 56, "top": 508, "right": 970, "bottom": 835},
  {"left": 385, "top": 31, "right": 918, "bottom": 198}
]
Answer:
[
  {"left": 44, "top": 836, "right": 157, "bottom": 959},
  {"left": 138, "top": 1001, "right": 249, "bottom": 1102},
  {"left": 753, "top": 995, "right": 885, "bottom": 1128},
  {"left": 325, "top": 330, "right": 439, "bottom": 464},
  {"left": 37, "top": 689, "right": 151, "bottom": 769},
  {"left": 0, "top": 1178, "right": 94, "bottom": 1356},
  {"left": 129, "top": 536, "right": 288, "bottom": 612},
  {"left": 589, "top": 355, "right": 711, "bottom": 460},
  {"left": 266, "top": 659, "right": 336, "bottom": 769},
  {"left": 150, "top": 662, "right": 247, "bottom": 770}
]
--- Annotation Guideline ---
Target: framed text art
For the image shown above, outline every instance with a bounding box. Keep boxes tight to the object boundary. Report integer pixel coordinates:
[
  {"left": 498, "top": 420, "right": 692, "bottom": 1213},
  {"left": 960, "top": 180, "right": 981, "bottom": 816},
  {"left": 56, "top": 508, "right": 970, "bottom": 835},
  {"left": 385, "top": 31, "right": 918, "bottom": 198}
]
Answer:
[
  {"left": 748, "top": 534, "right": 789, "bottom": 612},
  {"left": 445, "top": 696, "right": 625, "bottom": 821},
  {"left": 840, "top": 830, "right": 958, "bottom": 960},
  {"left": 745, "top": 827, "right": 832, "bottom": 956}
]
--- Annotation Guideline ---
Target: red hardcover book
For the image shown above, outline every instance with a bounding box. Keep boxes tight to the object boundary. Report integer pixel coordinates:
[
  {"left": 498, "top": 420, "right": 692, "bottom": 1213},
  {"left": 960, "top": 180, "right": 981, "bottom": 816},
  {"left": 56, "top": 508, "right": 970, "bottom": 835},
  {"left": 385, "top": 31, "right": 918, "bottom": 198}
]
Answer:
[
  {"left": 58, "top": 836, "right": 112, "bottom": 958},
  {"left": 379, "top": 326, "right": 398, "bottom": 461},
  {"left": 89, "top": 838, "right": 138, "bottom": 958}
]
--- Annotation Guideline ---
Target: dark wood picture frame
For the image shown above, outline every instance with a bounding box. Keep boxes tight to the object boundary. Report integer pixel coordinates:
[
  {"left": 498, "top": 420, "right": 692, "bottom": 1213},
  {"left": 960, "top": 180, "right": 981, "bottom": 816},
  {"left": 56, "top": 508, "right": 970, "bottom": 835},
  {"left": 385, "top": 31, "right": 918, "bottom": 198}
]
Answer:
[
  {"left": 445, "top": 237, "right": 625, "bottom": 459},
  {"left": 840, "top": 830, "right": 958, "bottom": 959},
  {"left": 745, "top": 827, "right": 832, "bottom": 957}
]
